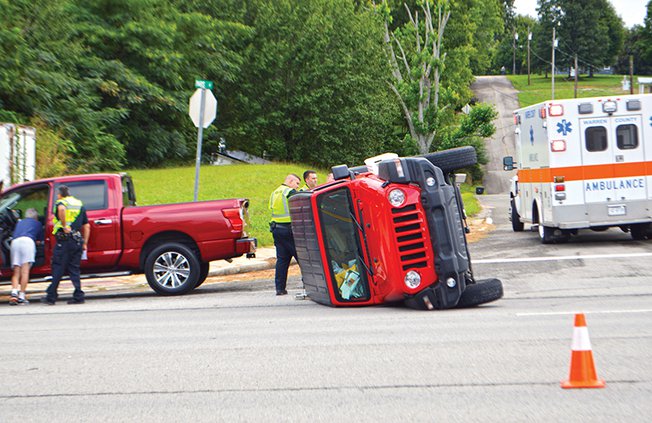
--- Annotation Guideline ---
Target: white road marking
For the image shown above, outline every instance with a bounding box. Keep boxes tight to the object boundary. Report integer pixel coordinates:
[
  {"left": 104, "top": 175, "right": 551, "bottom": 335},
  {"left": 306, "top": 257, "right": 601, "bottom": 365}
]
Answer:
[
  {"left": 474, "top": 252, "right": 652, "bottom": 264},
  {"left": 517, "top": 309, "right": 652, "bottom": 317}
]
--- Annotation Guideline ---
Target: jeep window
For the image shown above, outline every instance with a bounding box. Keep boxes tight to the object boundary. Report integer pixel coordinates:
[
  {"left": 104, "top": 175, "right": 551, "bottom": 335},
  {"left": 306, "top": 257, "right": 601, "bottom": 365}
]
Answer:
[
  {"left": 616, "top": 124, "right": 638, "bottom": 150},
  {"left": 55, "top": 180, "right": 107, "bottom": 211},
  {"left": 317, "top": 188, "right": 370, "bottom": 302},
  {"left": 585, "top": 126, "right": 607, "bottom": 152}
]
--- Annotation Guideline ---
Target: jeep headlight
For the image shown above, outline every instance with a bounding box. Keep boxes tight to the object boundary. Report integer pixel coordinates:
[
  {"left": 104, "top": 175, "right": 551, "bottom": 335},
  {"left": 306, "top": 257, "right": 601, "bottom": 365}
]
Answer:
[
  {"left": 404, "top": 270, "right": 421, "bottom": 289},
  {"left": 388, "top": 189, "right": 406, "bottom": 208}
]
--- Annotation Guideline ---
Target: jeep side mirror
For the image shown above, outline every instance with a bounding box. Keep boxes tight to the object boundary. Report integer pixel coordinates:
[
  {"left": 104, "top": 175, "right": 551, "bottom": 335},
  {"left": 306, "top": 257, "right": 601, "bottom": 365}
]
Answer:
[
  {"left": 331, "top": 165, "right": 351, "bottom": 181},
  {"left": 503, "top": 156, "right": 515, "bottom": 171}
]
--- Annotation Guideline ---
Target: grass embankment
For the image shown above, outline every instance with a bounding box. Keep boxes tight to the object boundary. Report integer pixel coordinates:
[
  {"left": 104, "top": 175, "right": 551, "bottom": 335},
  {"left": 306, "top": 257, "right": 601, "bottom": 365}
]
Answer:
[
  {"left": 129, "top": 164, "right": 479, "bottom": 247},
  {"left": 508, "top": 74, "right": 641, "bottom": 107}
]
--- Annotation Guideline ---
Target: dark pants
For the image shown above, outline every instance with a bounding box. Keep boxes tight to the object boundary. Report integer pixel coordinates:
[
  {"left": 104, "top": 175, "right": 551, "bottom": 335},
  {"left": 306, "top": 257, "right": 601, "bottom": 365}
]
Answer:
[
  {"left": 46, "top": 237, "right": 84, "bottom": 302},
  {"left": 271, "top": 223, "right": 297, "bottom": 293}
]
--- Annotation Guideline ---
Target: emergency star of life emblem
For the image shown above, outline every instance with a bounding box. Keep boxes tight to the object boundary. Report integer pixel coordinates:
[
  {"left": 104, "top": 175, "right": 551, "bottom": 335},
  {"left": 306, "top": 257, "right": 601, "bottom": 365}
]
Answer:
[
  {"left": 557, "top": 119, "right": 572, "bottom": 136},
  {"left": 529, "top": 126, "right": 534, "bottom": 145}
]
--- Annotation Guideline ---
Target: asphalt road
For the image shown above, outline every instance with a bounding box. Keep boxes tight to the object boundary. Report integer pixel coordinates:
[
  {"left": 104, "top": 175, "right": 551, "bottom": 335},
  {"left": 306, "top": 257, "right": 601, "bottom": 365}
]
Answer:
[
  {"left": 471, "top": 75, "right": 520, "bottom": 194},
  {"left": 1, "top": 193, "right": 651, "bottom": 422}
]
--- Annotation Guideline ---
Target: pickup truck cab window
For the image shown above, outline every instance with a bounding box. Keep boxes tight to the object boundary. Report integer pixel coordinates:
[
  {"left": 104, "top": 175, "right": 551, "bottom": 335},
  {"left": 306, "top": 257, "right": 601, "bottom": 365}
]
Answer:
[
  {"left": 121, "top": 176, "right": 136, "bottom": 206},
  {"left": 55, "top": 180, "right": 108, "bottom": 211}
]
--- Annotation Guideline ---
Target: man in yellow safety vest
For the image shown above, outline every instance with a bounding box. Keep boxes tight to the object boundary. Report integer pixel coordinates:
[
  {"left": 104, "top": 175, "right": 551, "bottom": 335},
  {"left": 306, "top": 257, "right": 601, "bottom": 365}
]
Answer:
[
  {"left": 41, "top": 185, "right": 91, "bottom": 305},
  {"left": 269, "top": 174, "right": 300, "bottom": 295},
  {"left": 299, "top": 170, "right": 318, "bottom": 191}
]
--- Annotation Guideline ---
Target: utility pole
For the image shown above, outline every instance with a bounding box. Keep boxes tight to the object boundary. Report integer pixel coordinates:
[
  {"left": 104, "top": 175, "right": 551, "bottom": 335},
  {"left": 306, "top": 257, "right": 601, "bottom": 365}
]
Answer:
[
  {"left": 551, "top": 26, "right": 556, "bottom": 100},
  {"left": 513, "top": 32, "right": 519, "bottom": 75},
  {"left": 573, "top": 55, "right": 579, "bottom": 98},
  {"left": 527, "top": 30, "right": 532, "bottom": 85},
  {"left": 629, "top": 55, "right": 634, "bottom": 95}
]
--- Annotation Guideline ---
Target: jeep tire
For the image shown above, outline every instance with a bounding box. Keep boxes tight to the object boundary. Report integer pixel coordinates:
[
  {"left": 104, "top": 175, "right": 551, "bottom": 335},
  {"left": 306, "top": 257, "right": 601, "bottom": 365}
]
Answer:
[
  {"left": 422, "top": 146, "right": 477, "bottom": 174},
  {"left": 456, "top": 278, "right": 504, "bottom": 308}
]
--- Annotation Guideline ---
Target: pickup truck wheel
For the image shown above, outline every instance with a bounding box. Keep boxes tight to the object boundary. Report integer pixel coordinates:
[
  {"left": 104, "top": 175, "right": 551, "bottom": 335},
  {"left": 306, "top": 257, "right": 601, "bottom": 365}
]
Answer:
[
  {"left": 456, "top": 278, "right": 503, "bottom": 308},
  {"left": 421, "top": 146, "right": 477, "bottom": 174},
  {"left": 145, "top": 243, "right": 200, "bottom": 295},
  {"left": 194, "top": 262, "right": 210, "bottom": 288},
  {"left": 510, "top": 199, "right": 524, "bottom": 232}
]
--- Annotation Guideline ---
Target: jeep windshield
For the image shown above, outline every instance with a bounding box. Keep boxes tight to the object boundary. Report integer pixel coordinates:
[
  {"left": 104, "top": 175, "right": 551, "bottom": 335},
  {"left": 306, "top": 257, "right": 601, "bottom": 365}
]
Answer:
[{"left": 317, "top": 188, "right": 370, "bottom": 302}]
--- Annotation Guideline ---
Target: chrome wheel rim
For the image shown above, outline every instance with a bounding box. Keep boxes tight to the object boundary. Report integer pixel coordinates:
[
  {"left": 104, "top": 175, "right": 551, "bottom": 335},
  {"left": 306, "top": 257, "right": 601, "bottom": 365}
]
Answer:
[{"left": 153, "top": 251, "right": 191, "bottom": 288}]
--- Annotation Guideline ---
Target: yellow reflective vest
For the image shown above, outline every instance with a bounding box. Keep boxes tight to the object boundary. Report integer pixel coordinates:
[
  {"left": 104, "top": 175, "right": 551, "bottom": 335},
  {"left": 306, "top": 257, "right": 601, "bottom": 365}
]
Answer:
[
  {"left": 269, "top": 185, "right": 293, "bottom": 223},
  {"left": 52, "top": 196, "right": 84, "bottom": 234}
]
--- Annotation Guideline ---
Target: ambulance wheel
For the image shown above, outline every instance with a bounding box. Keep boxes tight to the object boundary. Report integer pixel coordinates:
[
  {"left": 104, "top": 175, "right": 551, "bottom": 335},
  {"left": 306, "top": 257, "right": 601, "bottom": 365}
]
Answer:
[
  {"left": 456, "top": 278, "right": 503, "bottom": 308},
  {"left": 510, "top": 200, "right": 524, "bottom": 232},
  {"left": 630, "top": 223, "right": 650, "bottom": 240},
  {"left": 422, "top": 146, "right": 477, "bottom": 174},
  {"left": 538, "top": 224, "right": 555, "bottom": 244}
]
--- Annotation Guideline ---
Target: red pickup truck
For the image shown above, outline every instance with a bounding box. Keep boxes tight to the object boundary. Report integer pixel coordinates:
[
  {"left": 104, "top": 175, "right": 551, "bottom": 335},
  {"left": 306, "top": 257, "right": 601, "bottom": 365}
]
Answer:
[{"left": 0, "top": 173, "right": 256, "bottom": 295}]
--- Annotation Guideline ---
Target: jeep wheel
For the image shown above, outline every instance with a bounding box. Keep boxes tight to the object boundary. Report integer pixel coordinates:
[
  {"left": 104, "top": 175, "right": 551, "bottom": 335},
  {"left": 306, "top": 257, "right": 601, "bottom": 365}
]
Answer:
[
  {"left": 510, "top": 199, "right": 524, "bottom": 232},
  {"left": 194, "top": 262, "right": 210, "bottom": 288},
  {"left": 145, "top": 242, "right": 200, "bottom": 295},
  {"left": 456, "top": 278, "right": 503, "bottom": 308},
  {"left": 422, "top": 146, "right": 477, "bottom": 174}
]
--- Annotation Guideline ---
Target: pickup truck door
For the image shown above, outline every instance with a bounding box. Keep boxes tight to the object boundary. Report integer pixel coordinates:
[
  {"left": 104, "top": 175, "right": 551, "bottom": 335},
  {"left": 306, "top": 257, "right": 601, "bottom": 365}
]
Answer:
[
  {"left": 55, "top": 179, "right": 121, "bottom": 270},
  {"left": 0, "top": 184, "right": 51, "bottom": 275}
]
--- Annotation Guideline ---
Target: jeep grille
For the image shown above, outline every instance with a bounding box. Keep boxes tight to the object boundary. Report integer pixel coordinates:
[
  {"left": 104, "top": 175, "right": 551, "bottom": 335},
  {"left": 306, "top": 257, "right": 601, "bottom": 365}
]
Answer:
[{"left": 392, "top": 204, "right": 429, "bottom": 270}]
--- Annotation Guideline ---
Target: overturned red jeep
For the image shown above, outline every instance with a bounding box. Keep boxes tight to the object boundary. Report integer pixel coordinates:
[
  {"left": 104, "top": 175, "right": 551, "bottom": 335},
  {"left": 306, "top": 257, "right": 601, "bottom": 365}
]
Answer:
[{"left": 289, "top": 147, "right": 503, "bottom": 310}]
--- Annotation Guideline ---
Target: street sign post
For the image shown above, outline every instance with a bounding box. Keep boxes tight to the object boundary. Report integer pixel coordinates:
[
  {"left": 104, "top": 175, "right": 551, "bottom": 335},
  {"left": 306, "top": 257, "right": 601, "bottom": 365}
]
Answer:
[{"left": 189, "top": 80, "right": 217, "bottom": 201}]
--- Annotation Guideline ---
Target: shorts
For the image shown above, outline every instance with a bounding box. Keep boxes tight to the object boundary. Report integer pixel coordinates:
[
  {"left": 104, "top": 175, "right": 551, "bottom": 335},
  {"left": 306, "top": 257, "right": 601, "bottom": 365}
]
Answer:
[{"left": 10, "top": 236, "right": 36, "bottom": 267}]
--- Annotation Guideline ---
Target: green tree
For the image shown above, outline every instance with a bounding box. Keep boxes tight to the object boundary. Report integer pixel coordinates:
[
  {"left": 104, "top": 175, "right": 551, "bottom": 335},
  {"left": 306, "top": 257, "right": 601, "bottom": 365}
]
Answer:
[
  {"left": 536, "top": 0, "right": 624, "bottom": 76},
  {"left": 0, "top": 0, "right": 125, "bottom": 172},
  {"left": 68, "top": 0, "right": 248, "bottom": 167},
  {"left": 228, "top": 0, "right": 398, "bottom": 167},
  {"left": 378, "top": 0, "right": 497, "bottom": 155}
]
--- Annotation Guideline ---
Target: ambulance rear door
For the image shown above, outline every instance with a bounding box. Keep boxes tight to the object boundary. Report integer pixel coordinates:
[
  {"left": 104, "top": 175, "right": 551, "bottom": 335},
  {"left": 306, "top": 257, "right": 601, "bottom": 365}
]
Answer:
[
  {"left": 611, "top": 115, "right": 646, "bottom": 202},
  {"left": 580, "top": 117, "right": 615, "bottom": 203}
]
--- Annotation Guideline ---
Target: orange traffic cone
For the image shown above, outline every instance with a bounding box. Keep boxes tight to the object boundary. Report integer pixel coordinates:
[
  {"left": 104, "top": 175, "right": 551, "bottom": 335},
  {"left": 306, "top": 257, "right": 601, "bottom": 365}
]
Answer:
[{"left": 561, "top": 313, "right": 606, "bottom": 389}]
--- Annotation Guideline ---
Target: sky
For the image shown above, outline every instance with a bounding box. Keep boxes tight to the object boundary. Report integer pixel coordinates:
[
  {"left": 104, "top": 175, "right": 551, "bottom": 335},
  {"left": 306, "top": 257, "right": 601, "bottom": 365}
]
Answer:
[{"left": 513, "top": 0, "right": 648, "bottom": 28}]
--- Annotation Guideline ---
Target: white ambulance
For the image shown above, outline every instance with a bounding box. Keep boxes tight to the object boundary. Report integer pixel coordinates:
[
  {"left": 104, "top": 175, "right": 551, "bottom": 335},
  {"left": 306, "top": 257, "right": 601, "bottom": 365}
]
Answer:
[{"left": 503, "top": 94, "right": 652, "bottom": 243}]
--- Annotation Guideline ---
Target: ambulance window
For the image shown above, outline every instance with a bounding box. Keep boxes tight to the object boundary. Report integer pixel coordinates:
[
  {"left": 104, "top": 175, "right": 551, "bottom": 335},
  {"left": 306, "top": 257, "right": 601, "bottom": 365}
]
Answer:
[
  {"left": 616, "top": 124, "right": 638, "bottom": 150},
  {"left": 585, "top": 127, "right": 607, "bottom": 152}
]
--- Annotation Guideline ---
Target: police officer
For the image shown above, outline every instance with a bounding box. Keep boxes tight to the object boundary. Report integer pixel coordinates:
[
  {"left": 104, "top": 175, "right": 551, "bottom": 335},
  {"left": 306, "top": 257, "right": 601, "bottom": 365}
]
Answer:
[
  {"left": 269, "top": 174, "right": 300, "bottom": 295},
  {"left": 299, "top": 170, "right": 318, "bottom": 191},
  {"left": 41, "top": 185, "right": 90, "bottom": 305}
]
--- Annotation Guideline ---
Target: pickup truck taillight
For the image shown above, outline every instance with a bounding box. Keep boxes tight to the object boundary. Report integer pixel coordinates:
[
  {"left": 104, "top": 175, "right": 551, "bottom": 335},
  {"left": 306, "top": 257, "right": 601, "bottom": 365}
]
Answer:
[{"left": 222, "top": 201, "right": 250, "bottom": 234}]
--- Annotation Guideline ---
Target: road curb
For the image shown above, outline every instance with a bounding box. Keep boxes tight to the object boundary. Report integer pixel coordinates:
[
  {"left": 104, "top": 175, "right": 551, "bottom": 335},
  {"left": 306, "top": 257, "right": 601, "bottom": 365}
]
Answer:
[{"left": 209, "top": 260, "right": 275, "bottom": 277}]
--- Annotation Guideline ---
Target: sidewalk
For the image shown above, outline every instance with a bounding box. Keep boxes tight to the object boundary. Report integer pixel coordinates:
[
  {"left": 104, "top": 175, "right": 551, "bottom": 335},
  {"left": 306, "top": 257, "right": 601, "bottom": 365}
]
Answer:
[{"left": 208, "top": 247, "right": 277, "bottom": 276}]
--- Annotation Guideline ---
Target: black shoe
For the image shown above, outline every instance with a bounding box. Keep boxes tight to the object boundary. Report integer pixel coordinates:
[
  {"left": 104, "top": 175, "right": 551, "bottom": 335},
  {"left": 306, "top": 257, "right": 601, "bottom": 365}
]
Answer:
[
  {"left": 67, "top": 299, "right": 85, "bottom": 304},
  {"left": 276, "top": 290, "right": 288, "bottom": 296},
  {"left": 40, "top": 298, "right": 55, "bottom": 305}
]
